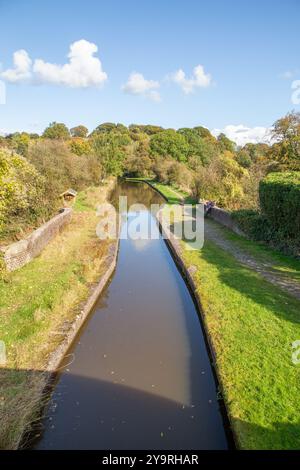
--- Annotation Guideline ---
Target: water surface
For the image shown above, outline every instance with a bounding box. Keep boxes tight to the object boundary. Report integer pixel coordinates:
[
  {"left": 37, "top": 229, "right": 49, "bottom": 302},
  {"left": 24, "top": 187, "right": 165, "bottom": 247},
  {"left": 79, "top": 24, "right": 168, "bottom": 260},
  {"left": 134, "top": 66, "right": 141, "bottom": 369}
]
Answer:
[{"left": 34, "top": 181, "right": 229, "bottom": 450}]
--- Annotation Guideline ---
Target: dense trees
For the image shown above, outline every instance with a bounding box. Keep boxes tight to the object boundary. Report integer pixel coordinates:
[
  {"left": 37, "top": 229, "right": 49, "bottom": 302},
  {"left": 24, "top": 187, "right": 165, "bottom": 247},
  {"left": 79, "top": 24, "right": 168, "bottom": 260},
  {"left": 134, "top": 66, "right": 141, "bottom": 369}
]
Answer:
[
  {"left": 193, "top": 153, "right": 247, "bottom": 209},
  {"left": 150, "top": 129, "right": 189, "bottom": 162},
  {"left": 1, "top": 112, "right": 299, "bottom": 242},
  {"left": 91, "top": 132, "right": 131, "bottom": 177}
]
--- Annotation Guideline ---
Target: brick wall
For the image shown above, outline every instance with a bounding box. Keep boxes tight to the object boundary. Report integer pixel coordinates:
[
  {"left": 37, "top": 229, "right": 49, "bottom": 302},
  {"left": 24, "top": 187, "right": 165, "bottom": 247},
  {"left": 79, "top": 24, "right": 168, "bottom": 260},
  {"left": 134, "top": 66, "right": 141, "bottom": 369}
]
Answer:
[{"left": 1, "top": 208, "right": 72, "bottom": 272}]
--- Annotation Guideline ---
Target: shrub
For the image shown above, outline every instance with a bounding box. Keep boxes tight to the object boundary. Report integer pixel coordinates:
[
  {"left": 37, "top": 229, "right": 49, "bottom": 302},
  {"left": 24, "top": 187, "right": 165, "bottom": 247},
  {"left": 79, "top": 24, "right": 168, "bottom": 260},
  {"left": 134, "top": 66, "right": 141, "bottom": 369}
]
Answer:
[
  {"left": 259, "top": 172, "right": 300, "bottom": 240},
  {"left": 231, "top": 209, "right": 274, "bottom": 241},
  {"left": 0, "top": 149, "right": 45, "bottom": 238},
  {"left": 70, "top": 138, "right": 92, "bottom": 156},
  {"left": 194, "top": 154, "right": 247, "bottom": 209},
  {"left": 27, "top": 140, "right": 102, "bottom": 217}
]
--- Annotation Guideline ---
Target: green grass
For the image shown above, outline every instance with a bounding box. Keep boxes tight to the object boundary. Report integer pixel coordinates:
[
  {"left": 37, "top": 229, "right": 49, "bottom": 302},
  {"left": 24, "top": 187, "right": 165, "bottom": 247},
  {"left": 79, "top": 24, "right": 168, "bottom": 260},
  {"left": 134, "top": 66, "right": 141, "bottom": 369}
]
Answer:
[
  {"left": 182, "top": 238, "right": 300, "bottom": 449},
  {"left": 212, "top": 220, "right": 300, "bottom": 284},
  {"left": 73, "top": 190, "right": 94, "bottom": 212}
]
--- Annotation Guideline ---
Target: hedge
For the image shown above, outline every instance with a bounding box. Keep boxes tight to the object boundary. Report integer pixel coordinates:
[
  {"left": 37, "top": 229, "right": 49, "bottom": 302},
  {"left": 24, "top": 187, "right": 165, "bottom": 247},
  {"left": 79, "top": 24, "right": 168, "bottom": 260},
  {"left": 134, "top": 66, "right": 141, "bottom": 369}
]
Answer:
[
  {"left": 231, "top": 209, "right": 274, "bottom": 242},
  {"left": 259, "top": 172, "right": 300, "bottom": 240}
]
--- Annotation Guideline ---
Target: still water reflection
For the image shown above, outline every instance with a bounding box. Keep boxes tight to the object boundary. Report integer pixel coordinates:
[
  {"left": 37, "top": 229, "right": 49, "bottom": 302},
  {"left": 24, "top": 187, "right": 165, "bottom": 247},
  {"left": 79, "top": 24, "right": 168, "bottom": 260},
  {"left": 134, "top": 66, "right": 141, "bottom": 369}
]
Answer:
[{"left": 34, "top": 181, "right": 229, "bottom": 450}]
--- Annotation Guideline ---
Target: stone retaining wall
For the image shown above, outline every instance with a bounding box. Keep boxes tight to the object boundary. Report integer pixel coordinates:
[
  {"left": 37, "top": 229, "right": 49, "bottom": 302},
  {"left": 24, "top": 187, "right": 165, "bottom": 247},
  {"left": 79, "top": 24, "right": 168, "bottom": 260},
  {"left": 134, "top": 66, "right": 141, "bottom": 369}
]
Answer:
[
  {"left": 206, "top": 205, "right": 245, "bottom": 236},
  {"left": 1, "top": 208, "right": 72, "bottom": 271}
]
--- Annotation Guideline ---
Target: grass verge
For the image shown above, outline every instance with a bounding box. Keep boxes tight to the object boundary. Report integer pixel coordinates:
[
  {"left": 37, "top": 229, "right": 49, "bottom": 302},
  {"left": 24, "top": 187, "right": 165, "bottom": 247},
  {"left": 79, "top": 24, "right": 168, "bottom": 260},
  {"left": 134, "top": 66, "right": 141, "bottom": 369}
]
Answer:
[
  {"left": 213, "top": 221, "right": 300, "bottom": 284},
  {"left": 181, "top": 235, "right": 300, "bottom": 449},
  {"left": 0, "top": 180, "right": 115, "bottom": 449},
  {"left": 125, "top": 177, "right": 196, "bottom": 204},
  {"left": 154, "top": 180, "right": 300, "bottom": 449}
]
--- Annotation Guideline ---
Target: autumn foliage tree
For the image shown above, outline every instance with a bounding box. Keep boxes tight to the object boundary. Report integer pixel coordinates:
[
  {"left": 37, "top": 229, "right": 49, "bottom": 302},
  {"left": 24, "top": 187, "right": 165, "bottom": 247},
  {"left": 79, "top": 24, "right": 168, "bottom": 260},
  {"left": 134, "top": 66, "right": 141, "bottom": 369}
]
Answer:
[
  {"left": 42, "top": 122, "right": 70, "bottom": 140},
  {"left": 70, "top": 125, "right": 89, "bottom": 138}
]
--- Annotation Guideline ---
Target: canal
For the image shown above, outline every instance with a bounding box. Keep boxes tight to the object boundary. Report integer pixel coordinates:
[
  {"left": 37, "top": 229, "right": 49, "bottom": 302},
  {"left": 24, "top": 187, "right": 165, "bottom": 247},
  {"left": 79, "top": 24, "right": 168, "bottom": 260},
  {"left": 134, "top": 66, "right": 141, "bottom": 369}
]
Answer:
[{"left": 33, "top": 181, "right": 229, "bottom": 450}]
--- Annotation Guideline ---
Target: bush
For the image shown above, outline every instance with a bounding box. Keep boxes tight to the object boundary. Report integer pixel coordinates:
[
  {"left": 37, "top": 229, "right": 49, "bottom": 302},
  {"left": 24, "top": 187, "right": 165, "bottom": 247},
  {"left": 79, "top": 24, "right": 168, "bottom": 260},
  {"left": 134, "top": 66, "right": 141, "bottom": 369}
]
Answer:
[
  {"left": 0, "top": 149, "right": 46, "bottom": 238},
  {"left": 193, "top": 154, "right": 247, "bottom": 209},
  {"left": 27, "top": 140, "right": 103, "bottom": 224},
  {"left": 259, "top": 172, "right": 300, "bottom": 240},
  {"left": 231, "top": 209, "right": 274, "bottom": 241}
]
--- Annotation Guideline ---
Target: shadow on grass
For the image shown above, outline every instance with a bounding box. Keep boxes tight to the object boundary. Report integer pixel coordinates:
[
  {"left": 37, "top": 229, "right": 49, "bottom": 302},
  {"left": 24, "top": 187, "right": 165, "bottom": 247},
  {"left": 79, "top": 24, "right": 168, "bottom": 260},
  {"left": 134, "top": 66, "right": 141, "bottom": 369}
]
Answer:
[
  {"left": 232, "top": 417, "right": 300, "bottom": 450},
  {"left": 198, "top": 240, "right": 300, "bottom": 325},
  {"left": 169, "top": 215, "right": 300, "bottom": 325}
]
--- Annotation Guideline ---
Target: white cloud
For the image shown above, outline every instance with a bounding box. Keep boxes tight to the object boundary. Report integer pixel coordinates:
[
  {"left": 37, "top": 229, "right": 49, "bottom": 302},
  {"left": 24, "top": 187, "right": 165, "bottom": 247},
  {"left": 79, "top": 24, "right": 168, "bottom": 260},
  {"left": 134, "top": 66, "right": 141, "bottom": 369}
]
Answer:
[
  {"left": 211, "top": 124, "right": 273, "bottom": 147},
  {"left": 33, "top": 39, "right": 107, "bottom": 87},
  {"left": 1, "top": 40, "right": 107, "bottom": 88},
  {"left": 281, "top": 71, "right": 294, "bottom": 79},
  {"left": 171, "top": 64, "right": 211, "bottom": 94},
  {"left": 1, "top": 49, "right": 32, "bottom": 83},
  {"left": 122, "top": 72, "right": 161, "bottom": 101},
  {"left": 291, "top": 80, "right": 300, "bottom": 105},
  {"left": 280, "top": 70, "right": 299, "bottom": 80}
]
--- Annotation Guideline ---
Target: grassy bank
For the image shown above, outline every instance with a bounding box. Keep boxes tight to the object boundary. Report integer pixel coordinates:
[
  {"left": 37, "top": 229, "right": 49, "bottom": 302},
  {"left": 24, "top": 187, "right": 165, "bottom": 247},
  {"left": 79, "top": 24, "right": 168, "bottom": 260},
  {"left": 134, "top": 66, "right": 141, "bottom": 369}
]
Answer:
[
  {"left": 217, "top": 223, "right": 300, "bottom": 284},
  {"left": 149, "top": 179, "right": 300, "bottom": 449},
  {"left": 125, "top": 177, "right": 197, "bottom": 204},
  {"left": 0, "top": 180, "right": 115, "bottom": 449},
  {"left": 182, "top": 239, "right": 300, "bottom": 449}
]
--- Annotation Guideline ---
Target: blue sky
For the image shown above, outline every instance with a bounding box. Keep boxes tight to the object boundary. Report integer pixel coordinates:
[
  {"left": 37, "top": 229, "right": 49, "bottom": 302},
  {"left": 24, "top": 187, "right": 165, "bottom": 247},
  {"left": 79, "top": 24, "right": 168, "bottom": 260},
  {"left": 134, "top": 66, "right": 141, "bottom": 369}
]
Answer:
[{"left": 0, "top": 0, "right": 299, "bottom": 144}]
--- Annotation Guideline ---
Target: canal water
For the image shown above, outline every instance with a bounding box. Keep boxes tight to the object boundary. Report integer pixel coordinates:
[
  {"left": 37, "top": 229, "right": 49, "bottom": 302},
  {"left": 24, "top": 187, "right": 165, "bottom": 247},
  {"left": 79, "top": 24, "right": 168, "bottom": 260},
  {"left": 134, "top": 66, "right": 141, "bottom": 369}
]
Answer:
[{"left": 33, "top": 181, "right": 229, "bottom": 450}]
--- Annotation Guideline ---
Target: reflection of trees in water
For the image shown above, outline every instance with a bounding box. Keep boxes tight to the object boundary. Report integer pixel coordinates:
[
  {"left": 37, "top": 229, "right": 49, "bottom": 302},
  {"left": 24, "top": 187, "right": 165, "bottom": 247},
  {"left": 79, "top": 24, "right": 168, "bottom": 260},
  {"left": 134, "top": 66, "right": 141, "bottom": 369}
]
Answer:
[{"left": 109, "top": 181, "right": 163, "bottom": 210}]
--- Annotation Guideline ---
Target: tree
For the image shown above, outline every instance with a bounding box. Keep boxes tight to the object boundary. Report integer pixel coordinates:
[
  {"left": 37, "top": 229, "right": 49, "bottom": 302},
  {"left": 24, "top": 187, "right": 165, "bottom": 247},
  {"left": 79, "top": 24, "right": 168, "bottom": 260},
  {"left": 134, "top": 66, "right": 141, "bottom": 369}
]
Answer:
[
  {"left": 178, "top": 127, "right": 216, "bottom": 166},
  {"left": 92, "top": 122, "right": 128, "bottom": 135},
  {"left": 194, "top": 154, "right": 247, "bottom": 209},
  {"left": 4, "top": 132, "right": 31, "bottom": 156},
  {"left": 125, "top": 140, "right": 153, "bottom": 177},
  {"left": 129, "top": 124, "right": 164, "bottom": 136},
  {"left": 150, "top": 129, "right": 189, "bottom": 162},
  {"left": 28, "top": 140, "right": 102, "bottom": 210},
  {"left": 92, "top": 132, "right": 130, "bottom": 176},
  {"left": 236, "top": 149, "right": 252, "bottom": 168},
  {"left": 217, "top": 133, "right": 236, "bottom": 153},
  {"left": 70, "top": 138, "right": 92, "bottom": 156},
  {"left": 42, "top": 122, "right": 70, "bottom": 140},
  {"left": 167, "top": 161, "right": 193, "bottom": 191},
  {"left": 272, "top": 112, "right": 300, "bottom": 168},
  {"left": 70, "top": 125, "right": 89, "bottom": 138},
  {"left": 0, "top": 149, "right": 45, "bottom": 234}
]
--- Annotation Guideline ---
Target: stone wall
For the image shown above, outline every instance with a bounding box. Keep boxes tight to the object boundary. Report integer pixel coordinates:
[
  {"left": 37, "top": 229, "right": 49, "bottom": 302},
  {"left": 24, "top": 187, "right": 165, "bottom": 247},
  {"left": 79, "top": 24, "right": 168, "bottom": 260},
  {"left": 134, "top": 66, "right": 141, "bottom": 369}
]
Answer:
[
  {"left": 1, "top": 208, "right": 72, "bottom": 272},
  {"left": 205, "top": 205, "right": 245, "bottom": 236}
]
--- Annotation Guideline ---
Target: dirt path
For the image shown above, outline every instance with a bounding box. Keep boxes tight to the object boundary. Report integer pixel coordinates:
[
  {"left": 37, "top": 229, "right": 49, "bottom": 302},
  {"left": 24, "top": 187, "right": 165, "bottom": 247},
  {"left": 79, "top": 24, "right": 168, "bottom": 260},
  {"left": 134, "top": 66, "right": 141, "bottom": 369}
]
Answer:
[{"left": 204, "top": 218, "right": 300, "bottom": 301}]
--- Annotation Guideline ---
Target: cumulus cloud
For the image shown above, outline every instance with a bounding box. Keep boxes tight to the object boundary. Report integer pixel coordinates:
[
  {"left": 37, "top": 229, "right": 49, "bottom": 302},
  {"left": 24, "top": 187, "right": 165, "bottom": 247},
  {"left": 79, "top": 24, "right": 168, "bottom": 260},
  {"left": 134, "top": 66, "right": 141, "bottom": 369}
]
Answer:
[
  {"left": 122, "top": 72, "right": 161, "bottom": 101},
  {"left": 211, "top": 124, "right": 273, "bottom": 147},
  {"left": 1, "top": 40, "right": 107, "bottom": 88},
  {"left": 171, "top": 64, "right": 211, "bottom": 94},
  {"left": 1, "top": 49, "right": 32, "bottom": 83}
]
